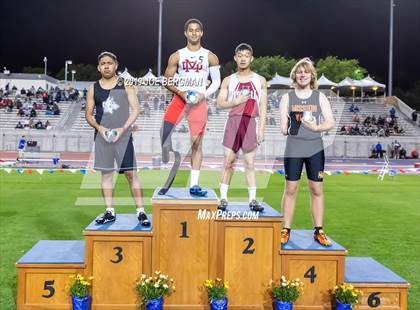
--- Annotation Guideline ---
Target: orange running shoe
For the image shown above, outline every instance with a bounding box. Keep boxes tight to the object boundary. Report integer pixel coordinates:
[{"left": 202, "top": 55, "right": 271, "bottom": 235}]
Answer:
[
  {"left": 314, "top": 229, "right": 332, "bottom": 247},
  {"left": 281, "top": 228, "right": 290, "bottom": 245}
]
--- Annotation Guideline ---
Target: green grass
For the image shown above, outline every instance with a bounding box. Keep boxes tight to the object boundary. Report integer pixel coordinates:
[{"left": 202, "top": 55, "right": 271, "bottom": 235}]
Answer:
[{"left": 0, "top": 170, "right": 419, "bottom": 309}]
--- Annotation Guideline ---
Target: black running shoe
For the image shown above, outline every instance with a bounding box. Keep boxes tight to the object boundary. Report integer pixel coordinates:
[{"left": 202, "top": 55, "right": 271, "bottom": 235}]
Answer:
[
  {"left": 218, "top": 199, "right": 228, "bottom": 211},
  {"left": 249, "top": 200, "right": 264, "bottom": 212},
  {"left": 95, "top": 211, "right": 116, "bottom": 224},
  {"left": 137, "top": 212, "right": 150, "bottom": 226}
]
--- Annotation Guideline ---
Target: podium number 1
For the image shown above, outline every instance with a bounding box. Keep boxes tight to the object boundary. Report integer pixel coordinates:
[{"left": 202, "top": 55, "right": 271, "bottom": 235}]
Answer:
[
  {"left": 42, "top": 280, "right": 55, "bottom": 298},
  {"left": 180, "top": 221, "right": 189, "bottom": 238}
]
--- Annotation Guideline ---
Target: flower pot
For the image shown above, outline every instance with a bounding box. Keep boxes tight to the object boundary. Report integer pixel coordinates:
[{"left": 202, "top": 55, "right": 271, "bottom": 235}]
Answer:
[
  {"left": 336, "top": 299, "right": 352, "bottom": 310},
  {"left": 146, "top": 296, "right": 164, "bottom": 310},
  {"left": 273, "top": 299, "right": 293, "bottom": 310},
  {"left": 210, "top": 297, "right": 228, "bottom": 310},
  {"left": 71, "top": 295, "right": 91, "bottom": 310}
]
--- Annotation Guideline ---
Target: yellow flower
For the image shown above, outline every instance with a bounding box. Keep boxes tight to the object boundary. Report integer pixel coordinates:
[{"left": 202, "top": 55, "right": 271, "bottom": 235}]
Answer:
[{"left": 224, "top": 282, "right": 229, "bottom": 289}]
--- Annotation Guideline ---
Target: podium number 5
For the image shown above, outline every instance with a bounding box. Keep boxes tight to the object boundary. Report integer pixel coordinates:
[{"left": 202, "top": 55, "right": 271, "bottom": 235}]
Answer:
[
  {"left": 42, "top": 280, "right": 55, "bottom": 298},
  {"left": 180, "top": 221, "right": 189, "bottom": 238},
  {"left": 110, "top": 246, "right": 123, "bottom": 263}
]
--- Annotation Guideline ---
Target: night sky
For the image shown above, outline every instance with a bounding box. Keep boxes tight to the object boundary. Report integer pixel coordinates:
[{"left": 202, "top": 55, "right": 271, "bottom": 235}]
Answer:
[{"left": 1, "top": 0, "right": 419, "bottom": 90}]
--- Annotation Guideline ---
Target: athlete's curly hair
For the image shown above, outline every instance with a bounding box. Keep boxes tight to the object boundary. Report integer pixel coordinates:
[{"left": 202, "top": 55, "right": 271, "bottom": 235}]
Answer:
[{"left": 290, "top": 57, "right": 318, "bottom": 90}]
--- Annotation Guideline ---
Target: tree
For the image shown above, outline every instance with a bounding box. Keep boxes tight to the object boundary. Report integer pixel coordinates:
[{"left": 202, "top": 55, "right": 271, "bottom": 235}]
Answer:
[
  {"left": 251, "top": 56, "right": 297, "bottom": 80},
  {"left": 316, "top": 56, "right": 368, "bottom": 82}
]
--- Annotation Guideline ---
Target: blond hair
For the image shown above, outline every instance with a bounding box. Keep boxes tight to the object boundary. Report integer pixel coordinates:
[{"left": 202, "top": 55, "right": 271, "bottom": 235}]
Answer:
[{"left": 290, "top": 57, "right": 318, "bottom": 89}]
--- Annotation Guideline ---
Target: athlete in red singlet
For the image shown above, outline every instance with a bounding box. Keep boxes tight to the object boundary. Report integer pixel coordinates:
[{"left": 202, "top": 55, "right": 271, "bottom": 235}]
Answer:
[
  {"left": 216, "top": 43, "right": 267, "bottom": 211},
  {"left": 161, "top": 18, "right": 220, "bottom": 196}
]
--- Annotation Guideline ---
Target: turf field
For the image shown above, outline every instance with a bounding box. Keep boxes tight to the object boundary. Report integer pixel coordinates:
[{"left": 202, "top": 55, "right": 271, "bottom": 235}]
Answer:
[{"left": 0, "top": 170, "right": 419, "bottom": 309}]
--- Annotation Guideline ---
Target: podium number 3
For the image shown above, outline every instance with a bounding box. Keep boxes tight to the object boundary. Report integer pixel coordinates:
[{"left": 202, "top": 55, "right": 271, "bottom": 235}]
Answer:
[
  {"left": 110, "top": 246, "right": 123, "bottom": 263},
  {"left": 42, "top": 280, "right": 55, "bottom": 298},
  {"left": 180, "top": 221, "right": 189, "bottom": 238},
  {"left": 304, "top": 266, "right": 317, "bottom": 283}
]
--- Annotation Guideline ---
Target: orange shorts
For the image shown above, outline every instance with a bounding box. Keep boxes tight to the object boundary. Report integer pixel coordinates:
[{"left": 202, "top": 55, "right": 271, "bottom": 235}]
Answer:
[{"left": 163, "top": 95, "right": 207, "bottom": 136}]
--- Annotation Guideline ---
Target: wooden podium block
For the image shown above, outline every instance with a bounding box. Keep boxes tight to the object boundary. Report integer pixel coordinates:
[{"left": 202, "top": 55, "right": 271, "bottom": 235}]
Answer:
[
  {"left": 151, "top": 188, "right": 218, "bottom": 309},
  {"left": 215, "top": 202, "right": 283, "bottom": 309},
  {"left": 281, "top": 230, "right": 347, "bottom": 310},
  {"left": 83, "top": 214, "right": 152, "bottom": 310},
  {"left": 16, "top": 240, "right": 85, "bottom": 310},
  {"left": 345, "top": 257, "right": 409, "bottom": 310}
]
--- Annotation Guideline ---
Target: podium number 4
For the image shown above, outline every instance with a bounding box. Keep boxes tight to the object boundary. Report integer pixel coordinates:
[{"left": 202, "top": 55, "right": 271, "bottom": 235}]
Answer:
[
  {"left": 42, "top": 280, "right": 55, "bottom": 298},
  {"left": 304, "top": 266, "right": 317, "bottom": 283}
]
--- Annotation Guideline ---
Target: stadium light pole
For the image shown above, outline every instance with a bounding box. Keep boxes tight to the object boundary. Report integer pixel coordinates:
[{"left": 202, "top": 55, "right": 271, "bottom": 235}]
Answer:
[
  {"left": 64, "top": 60, "right": 72, "bottom": 88},
  {"left": 388, "top": 0, "right": 395, "bottom": 97},
  {"left": 157, "top": 0, "right": 163, "bottom": 77},
  {"left": 71, "top": 70, "right": 76, "bottom": 83},
  {"left": 43, "top": 57, "right": 47, "bottom": 75}
]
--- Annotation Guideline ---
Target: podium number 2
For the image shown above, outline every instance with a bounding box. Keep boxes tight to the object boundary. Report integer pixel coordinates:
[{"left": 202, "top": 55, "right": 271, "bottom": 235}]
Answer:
[
  {"left": 367, "top": 292, "right": 381, "bottom": 307},
  {"left": 110, "top": 246, "right": 123, "bottom": 263},
  {"left": 180, "top": 221, "right": 189, "bottom": 238},
  {"left": 242, "top": 237, "right": 255, "bottom": 254},
  {"left": 304, "top": 266, "right": 317, "bottom": 283},
  {"left": 42, "top": 280, "right": 55, "bottom": 298}
]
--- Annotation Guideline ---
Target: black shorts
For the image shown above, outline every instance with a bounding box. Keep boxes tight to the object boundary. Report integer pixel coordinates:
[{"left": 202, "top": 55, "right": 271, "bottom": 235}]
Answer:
[
  {"left": 94, "top": 134, "right": 137, "bottom": 174},
  {"left": 284, "top": 150, "right": 325, "bottom": 182}
]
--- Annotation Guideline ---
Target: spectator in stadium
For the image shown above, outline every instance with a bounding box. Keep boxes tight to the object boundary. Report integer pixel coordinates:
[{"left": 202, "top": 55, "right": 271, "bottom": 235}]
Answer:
[
  {"left": 399, "top": 147, "right": 407, "bottom": 159},
  {"left": 45, "top": 120, "right": 51, "bottom": 130},
  {"left": 17, "top": 135, "right": 26, "bottom": 160},
  {"left": 52, "top": 103, "right": 60, "bottom": 115},
  {"left": 410, "top": 149, "right": 419, "bottom": 159},
  {"left": 375, "top": 142, "right": 382, "bottom": 158},
  {"left": 411, "top": 110, "right": 418, "bottom": 122},
  {"left": 83, "top": 88, "right": 88, "bottom": 99},
  {"left": 339, "top": 125, "right": 346, "bottom": 135},
  {"left": 35, "top": 120, "right": 44, "bottom": 129},
  {"left": 352, "top": 113, "right": 360, "bottom": 123},
  {"left": 389, "top": 107, "right": 397, "bottom": 119},
  {"left": 392, "top": 140, "right": 401, "bottom": 159},
  {"left": 30, "top": 107, "right": 37, "bottom": 118},
  {"left": 15, "top": 121, "right": 23, "bottom": 129},
  {"left": 17, "top": 108, "right": 25, "bottom": 117}
]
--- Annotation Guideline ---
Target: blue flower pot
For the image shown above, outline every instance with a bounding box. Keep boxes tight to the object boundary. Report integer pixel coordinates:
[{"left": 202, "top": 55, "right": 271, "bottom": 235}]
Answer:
[
  {"left": 210, "top": 297, "right": 228, "bottom": 310},
  {"left": 146, "top": 296, "right": 164, "bottom": 310},
  {"left": 273, "top": 300, "right": 293, "bottom": 310},
  {"left": 71, "top": 295, "right": 91, "bottom": 310},
  {"left": 336, "top": 299, "right": 352, "bottom": 310}
]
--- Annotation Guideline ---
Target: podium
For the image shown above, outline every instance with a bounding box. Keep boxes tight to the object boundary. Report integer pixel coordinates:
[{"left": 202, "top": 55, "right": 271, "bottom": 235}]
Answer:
[
  {"left": 151, "top": 188, "right": 219, "bottom": 309},
  {"left": 16, "top": 240, "right": 85, "bottom": 309},
  {"left": 215, "top": 202, "right": 282, "bottom": 309},
  {"left": 281, "top": 230, "right": 347, "bottom": 309},
  {"left": 83, "top": 214, "right": 153, "bottom": 309},
  {"left": 16, "top": 187, "right": 410, "bottom": 310}
]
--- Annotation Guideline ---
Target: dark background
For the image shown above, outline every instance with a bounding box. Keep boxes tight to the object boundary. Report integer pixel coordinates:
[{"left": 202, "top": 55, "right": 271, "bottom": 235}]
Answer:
[{"left": 1, "top": 0, "right": 419, "bottom": 90}]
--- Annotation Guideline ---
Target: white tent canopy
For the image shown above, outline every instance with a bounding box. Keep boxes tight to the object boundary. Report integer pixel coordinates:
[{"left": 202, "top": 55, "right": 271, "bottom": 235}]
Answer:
[
  {"left": 317, "top": 74, "right": 338, "bottom": 87},
  {"left": 360, "top": 75, "right": 386, "bottom": 89},
  {"left": 142, "top": 69, "right": 157, "bottom": 80},
  {"left": 338, "top": 77, "right": 358, "bottom": 88},
  {"left": 268, "top": 73, "right": 292, "bottom": 87}
]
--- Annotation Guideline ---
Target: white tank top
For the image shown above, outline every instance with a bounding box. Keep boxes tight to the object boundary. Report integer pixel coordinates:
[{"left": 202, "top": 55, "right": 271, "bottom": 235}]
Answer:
[
  {"left": 177, "top": 47, "right": 210, "bottom": 93},
  {"left": 227, "top": 73, "right": 261, "bottom": 117}
]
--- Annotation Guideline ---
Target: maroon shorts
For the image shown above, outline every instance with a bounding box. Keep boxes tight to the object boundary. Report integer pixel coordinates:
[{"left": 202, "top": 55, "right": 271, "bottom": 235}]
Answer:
[{"left": 222, "top": 115, "right": 257, "bottom": 153}]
